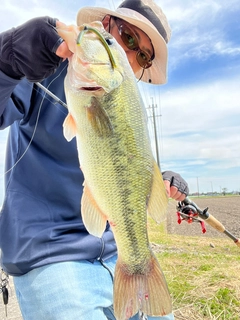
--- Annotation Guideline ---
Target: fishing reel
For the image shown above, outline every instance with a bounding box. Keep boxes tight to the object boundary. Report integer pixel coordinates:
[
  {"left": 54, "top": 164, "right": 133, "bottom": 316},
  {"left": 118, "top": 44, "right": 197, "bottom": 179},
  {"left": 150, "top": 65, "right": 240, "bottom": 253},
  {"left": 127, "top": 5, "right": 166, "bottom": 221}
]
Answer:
[
  {"left": 176, "top": 197, "right": 240, "bottom": 247},
  {"left": 176, "top": 200, "right": 207, "bottom": 233}
]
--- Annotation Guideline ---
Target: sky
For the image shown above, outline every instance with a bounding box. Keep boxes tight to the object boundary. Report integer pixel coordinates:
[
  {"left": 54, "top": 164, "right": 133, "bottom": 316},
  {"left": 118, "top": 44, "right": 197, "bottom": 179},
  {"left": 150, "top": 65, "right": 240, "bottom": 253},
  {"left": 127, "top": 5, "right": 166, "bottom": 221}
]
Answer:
[{"left": 0, "top": 0, "right": 240, "bottom": 204}]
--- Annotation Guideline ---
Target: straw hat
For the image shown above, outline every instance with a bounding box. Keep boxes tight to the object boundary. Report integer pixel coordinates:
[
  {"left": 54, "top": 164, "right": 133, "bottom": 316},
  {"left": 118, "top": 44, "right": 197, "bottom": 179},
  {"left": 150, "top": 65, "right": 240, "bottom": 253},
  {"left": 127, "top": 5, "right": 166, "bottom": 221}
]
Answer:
[{"left": 77, "top": 0, "right": 171, "bottom": 84}]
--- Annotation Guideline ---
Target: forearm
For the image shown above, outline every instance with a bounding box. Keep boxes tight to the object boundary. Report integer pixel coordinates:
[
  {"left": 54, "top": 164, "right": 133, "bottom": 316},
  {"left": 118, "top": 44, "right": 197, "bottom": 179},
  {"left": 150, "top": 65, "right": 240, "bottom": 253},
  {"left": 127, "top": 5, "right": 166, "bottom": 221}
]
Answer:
[
  {"left": 0, "top": 71, "right": 21, "bottom": 121},
  {"left": 0, "top": 73, "right": 36, "bottom": 129},
  {"left": 0, "top": 16, "right": 64, "bottom": 128}
]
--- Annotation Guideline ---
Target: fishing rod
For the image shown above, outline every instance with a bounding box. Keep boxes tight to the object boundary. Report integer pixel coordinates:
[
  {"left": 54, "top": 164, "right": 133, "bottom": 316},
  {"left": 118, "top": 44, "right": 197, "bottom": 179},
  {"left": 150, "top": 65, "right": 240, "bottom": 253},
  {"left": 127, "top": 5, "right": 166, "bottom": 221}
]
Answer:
[
  {"left": 35, "top": 82, "right": 68, "bottom": 108},
  {"left": 31, "top": 84, "right": 240, "bottom": 249},
  {"left": 176, "top": 197, "right": 240, "bottom": 247}
]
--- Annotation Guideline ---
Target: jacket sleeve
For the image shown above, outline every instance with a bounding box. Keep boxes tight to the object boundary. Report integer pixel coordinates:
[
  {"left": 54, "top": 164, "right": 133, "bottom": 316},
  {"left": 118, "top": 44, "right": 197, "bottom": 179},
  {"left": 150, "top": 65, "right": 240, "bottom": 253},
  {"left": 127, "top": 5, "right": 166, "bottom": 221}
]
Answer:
[
  {"left": 0, "top": 17, "right": 63, "bottom": 82},
  {"left": 0, "top": 71, "right": 33, "bottom": 129}
]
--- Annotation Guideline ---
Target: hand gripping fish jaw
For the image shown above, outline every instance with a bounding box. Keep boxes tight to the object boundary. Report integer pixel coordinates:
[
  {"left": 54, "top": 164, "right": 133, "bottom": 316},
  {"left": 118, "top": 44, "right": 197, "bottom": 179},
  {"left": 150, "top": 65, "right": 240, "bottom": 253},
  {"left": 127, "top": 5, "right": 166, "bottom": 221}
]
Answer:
[
  {"left": 77, "top": 26, "right": 117, "bottom": 69},
  {"left": 177, "top": 197, "right": 240, "bottom": 247}
]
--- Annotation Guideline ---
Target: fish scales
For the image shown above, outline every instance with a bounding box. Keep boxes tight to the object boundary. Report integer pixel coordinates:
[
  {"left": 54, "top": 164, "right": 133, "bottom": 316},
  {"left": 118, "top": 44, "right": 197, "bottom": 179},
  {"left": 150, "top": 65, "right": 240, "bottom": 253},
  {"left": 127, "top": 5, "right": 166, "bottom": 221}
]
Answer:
[
  {"left": 82, "top": 83, "right": 152, "bottom": 263},
  {"left": 58, "top": 21, "right": 172, "bottom": 319}
]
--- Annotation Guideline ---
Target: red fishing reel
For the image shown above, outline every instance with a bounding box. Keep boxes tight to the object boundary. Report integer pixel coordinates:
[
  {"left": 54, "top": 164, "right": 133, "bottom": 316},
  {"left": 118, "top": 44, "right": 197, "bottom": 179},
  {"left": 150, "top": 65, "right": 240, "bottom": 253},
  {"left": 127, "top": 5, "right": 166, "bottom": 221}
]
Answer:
[
  {"left": 176, "top": 201, "right": 207, "bottom": 233},
  {"left": 176, "top": 197, "right": 240, "bottom": 247}
]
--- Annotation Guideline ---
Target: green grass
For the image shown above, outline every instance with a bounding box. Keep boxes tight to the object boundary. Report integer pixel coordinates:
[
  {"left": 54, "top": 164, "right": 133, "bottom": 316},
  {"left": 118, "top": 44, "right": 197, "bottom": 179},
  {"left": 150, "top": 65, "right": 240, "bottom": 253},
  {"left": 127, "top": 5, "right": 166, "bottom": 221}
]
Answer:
[{"left": 148, "top": 217, "right": 240, "bottom": 320}]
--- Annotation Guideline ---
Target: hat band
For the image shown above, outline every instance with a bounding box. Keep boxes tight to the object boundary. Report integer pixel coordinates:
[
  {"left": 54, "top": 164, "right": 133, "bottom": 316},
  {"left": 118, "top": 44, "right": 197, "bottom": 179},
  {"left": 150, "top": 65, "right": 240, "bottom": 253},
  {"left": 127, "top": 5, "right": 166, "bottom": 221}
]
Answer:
[{"left": 118, "top": 0, "right": 168, "bottom": 43}]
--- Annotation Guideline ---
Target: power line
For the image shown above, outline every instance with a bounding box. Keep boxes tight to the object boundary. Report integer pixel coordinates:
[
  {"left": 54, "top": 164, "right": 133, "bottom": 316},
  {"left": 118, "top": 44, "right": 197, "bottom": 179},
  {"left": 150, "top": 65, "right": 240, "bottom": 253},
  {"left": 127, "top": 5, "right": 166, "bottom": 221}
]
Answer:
[{"left": 107, "top": 0, "right": 117, "bottom": 9}]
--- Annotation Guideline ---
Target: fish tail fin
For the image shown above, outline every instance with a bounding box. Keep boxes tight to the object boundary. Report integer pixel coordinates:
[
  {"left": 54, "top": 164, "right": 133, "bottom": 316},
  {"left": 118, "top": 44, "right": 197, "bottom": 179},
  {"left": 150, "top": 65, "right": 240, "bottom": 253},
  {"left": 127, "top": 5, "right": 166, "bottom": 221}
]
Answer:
[{"left": 114, "top": 255, "right": 172, "bottom": 319}]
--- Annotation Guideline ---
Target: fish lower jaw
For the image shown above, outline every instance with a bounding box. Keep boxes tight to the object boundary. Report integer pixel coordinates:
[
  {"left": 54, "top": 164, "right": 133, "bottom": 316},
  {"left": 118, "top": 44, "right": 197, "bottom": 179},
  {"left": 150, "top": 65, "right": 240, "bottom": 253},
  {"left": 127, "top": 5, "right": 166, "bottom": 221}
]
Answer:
[
  {"left": 80, "top": 87, "right": 102, "bottom": 91},
  {"left": 78, "top": 86, "right": 106, "bottom": 96}
]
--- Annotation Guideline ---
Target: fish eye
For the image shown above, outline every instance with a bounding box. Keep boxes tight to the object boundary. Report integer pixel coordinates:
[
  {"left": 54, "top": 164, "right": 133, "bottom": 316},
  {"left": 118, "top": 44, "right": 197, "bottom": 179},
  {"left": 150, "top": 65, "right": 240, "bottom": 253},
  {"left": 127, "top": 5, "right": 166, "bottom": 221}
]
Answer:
[{"left": 106, "top": 38, "right": 113, "bottom": 45}]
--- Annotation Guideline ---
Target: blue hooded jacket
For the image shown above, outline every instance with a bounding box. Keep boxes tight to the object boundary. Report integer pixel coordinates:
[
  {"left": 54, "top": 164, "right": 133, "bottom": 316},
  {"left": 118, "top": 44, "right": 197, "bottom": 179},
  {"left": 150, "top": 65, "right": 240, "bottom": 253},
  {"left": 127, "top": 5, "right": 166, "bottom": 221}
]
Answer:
[{"left": 0, "top": 61, "right": 117, "bottom": 276}]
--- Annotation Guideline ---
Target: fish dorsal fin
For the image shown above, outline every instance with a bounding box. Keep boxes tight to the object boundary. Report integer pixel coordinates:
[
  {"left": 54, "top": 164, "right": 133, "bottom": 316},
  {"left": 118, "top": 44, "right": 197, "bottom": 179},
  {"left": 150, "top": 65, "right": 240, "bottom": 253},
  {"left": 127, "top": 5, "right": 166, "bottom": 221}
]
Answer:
[
  {"left": 63, "top": 113, "right": 77, "bottom": 141},
  {"left": 147, "top": 161, "right": 168, "bottom": 223},
  {"left": 86, "top": 96, "right": 113, "bottom": 137},
  {"left": 81, "top": 182, "right": 107, "bottom": 238}
]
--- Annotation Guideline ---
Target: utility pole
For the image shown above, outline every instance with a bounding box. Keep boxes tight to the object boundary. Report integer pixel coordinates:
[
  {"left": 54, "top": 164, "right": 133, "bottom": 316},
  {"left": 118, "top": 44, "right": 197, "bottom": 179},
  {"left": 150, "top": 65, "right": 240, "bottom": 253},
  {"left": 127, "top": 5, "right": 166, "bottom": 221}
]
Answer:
[
  {"left": 197, "top": 177, "right": 200, "bottom": 197},
  {"left": 151, "top": 97, "right": 160, "bottom": 167},
  {"left": 210, "top": 181, "right": 213, "bottom": 194}
]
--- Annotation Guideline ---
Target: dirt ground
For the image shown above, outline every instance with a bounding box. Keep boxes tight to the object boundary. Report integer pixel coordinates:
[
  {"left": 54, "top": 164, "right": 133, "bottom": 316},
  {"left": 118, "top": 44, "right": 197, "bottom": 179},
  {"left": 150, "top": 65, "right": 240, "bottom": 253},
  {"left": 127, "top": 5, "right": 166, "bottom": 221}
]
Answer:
[{"left": 167, "top": 196, "right": 240, "bottom": 241}]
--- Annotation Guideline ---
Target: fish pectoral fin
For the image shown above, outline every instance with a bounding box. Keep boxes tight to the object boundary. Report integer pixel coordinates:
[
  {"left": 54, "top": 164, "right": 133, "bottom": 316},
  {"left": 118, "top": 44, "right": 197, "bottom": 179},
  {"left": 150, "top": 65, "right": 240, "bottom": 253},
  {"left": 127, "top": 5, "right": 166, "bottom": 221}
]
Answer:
[
  {"left": 63, "top": 113, "right": 77, "bottom": 141},
  {"left": 81, "top": 183, "right": 107, "bottom": 238},
  {"left": 114, "top": 255, "right": 172, "bottom": 319},
  {"left": 147, "top": 161, "right": 168, "bottom": 224},
  {"left": 86, "top": 96, "right": 113, "bottom": 137}
]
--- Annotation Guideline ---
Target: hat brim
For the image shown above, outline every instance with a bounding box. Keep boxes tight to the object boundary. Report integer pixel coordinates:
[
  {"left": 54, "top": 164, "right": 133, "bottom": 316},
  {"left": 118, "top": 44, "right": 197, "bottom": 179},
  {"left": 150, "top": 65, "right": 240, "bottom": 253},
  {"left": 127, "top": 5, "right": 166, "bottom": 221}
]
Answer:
[{"left": 77, "top": 7, "right": 168, "bottom": 84}]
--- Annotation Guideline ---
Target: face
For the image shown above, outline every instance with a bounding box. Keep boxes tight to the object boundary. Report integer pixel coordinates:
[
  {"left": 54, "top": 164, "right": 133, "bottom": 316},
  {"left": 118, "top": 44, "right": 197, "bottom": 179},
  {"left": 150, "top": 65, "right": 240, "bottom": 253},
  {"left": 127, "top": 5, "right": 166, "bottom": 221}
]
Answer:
[{"left": 103, "top": 16, "right": 154, "bottom": 75}]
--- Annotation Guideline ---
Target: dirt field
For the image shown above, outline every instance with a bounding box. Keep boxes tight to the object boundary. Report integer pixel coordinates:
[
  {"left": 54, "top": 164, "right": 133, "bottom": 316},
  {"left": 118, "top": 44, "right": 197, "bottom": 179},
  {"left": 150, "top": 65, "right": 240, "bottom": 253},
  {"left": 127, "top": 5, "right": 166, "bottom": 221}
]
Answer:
[{"left": 167, "top": 196, "right": 240, "bottom": 241}]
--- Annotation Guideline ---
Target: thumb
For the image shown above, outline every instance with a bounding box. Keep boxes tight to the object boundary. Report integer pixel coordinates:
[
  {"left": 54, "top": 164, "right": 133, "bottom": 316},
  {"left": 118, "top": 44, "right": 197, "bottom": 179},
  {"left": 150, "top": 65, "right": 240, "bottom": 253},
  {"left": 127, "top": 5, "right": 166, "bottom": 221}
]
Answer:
[
  {"left": 56, "top": 41, "right": 73, "bottom": 59},
  {"left": 55, "top": 21, "right": 73, "bottom": 59}
]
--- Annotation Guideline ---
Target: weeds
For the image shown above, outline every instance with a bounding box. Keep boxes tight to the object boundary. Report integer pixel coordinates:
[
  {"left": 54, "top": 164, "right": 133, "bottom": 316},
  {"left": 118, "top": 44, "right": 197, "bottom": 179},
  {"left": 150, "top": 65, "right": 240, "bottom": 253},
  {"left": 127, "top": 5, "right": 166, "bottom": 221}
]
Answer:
[{"left": 148, "top": 217, "right": 240, "bottom": 319}]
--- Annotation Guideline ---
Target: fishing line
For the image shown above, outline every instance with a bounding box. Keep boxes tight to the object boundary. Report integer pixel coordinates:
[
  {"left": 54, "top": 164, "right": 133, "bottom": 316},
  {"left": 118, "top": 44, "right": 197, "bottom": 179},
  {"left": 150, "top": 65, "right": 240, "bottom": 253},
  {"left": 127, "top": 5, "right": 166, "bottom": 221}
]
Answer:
[
  {"left": 153, "top": 85, "right": 164, "bottom": 163},
  {"left": 158, "top": 89, "right": 164, "bottom": 162},
  {"left": 108, "top": 0, "right": 116, "bottom": 10},
  {"left": 138, "top": 82, "right": 157, "bottom": 163},
  {"left": 137, "top": 68, "right": 145, "bottom": 83},
  {"left": 138, "top": 82, "right": 149, "bottom": 110},
  {"left": 2, "top": 64, "right": 68, "bottom": 177}
]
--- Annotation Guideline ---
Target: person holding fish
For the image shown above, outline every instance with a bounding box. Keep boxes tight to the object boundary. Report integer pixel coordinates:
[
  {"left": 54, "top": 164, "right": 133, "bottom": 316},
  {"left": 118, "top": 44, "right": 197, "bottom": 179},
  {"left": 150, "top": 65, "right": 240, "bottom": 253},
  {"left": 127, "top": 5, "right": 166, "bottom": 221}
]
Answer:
[{"left": 0, "top": 0, "right": 189, "bottom": 319}]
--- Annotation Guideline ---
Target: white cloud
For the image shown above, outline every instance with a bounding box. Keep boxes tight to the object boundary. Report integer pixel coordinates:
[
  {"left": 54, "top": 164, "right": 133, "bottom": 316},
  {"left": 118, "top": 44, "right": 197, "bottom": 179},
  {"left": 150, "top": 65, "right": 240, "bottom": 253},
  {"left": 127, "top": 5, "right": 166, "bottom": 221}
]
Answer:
[
  {"left": 160, "top": 77, "right": 240, "bottom": 132},
  {"left": 141, "top": 75, "right": 240, "bottom": 192},
  {"left": 0, "top": 0, "right": 121, "bottom": 31},
  {"left": 0, "top": 0, "right": 239, "bottom": 197},
  {"left": 161, "top": 0, "right": 240, "bottom": 70}
]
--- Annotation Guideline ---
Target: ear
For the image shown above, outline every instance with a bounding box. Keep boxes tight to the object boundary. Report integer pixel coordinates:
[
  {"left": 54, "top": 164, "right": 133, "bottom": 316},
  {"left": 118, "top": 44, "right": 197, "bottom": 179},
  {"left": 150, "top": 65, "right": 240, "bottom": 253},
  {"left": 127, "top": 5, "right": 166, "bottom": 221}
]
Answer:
[{"left": 102, "top": 15, "right": 111, "bottom": 30}]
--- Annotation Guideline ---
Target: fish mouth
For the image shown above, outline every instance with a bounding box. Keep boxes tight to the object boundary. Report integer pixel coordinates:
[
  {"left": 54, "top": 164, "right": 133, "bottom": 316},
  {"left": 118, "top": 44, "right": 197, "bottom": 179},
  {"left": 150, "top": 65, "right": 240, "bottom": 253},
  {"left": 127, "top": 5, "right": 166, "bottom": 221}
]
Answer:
[{"left": 81, "top": 87, "right": 102, "bottom": 91}]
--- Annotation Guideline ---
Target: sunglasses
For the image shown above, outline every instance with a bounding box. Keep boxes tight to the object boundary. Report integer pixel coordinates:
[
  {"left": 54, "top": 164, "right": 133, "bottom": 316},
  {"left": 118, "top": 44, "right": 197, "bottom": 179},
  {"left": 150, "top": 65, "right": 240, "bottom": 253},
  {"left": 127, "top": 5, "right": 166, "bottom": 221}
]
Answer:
[{"left": 114, "top": 18, "right": 154, "bottom": 69}]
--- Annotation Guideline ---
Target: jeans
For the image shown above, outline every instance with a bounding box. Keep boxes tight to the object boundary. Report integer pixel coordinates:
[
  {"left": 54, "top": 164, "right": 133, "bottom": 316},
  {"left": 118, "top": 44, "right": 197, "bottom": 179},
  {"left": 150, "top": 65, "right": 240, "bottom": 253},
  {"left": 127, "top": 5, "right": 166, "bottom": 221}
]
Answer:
[{"left": 14, "top": 256, "right": 174, "bottom": 320}]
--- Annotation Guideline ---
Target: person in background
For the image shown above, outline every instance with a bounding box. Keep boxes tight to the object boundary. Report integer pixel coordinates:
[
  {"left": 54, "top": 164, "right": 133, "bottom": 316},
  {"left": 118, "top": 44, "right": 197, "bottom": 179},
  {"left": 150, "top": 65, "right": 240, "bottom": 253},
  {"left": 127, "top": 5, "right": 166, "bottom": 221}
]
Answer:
[{"left": 0, "top": 0, "right": 188, "bottom": 319}]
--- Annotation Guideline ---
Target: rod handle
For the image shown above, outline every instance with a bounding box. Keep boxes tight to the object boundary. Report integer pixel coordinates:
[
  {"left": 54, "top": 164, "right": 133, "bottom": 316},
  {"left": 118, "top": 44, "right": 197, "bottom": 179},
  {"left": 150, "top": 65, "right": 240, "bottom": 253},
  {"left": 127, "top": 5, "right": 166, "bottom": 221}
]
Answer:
[{"left": 205, "top": 215, "right": 225, "bottom": 233}]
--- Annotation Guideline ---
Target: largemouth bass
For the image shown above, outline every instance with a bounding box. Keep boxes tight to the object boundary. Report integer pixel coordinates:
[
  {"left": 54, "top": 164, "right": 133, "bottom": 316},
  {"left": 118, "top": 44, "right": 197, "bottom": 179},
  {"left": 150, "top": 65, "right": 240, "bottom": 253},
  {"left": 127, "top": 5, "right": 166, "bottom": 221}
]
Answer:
[{"left": 58, "top": 22, "right": 172, "bottom": 319}]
